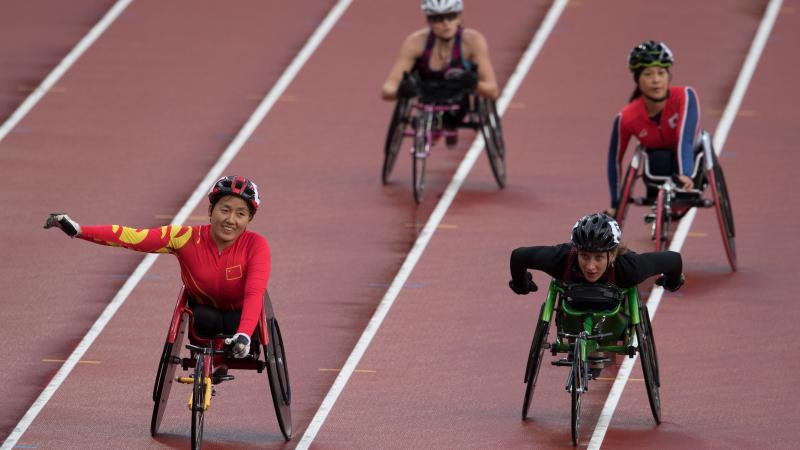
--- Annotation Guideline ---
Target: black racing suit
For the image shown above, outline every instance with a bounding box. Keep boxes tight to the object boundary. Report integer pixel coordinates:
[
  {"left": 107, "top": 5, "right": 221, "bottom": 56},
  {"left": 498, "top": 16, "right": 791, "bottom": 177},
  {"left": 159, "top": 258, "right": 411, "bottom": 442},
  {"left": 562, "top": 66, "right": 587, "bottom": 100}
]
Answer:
[{"left": 510, "top": 243, "right": 683, "bottom": 289}]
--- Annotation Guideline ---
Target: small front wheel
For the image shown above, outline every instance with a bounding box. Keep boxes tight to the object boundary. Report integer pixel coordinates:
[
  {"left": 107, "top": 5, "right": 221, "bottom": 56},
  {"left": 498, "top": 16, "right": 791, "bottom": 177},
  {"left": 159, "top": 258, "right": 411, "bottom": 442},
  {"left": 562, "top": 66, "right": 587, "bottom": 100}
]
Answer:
[
  {"left": 191, "top": 354, "right": 207, "bottom": 450},
  {"left": 570, "top": 338, "right": 585, "bottom": 446},
  {"left": 412, "top": 112, "right": 430, "bottom": 204},
  {"left": 653, "top": 188, "right": 670, "bottom": 251}
]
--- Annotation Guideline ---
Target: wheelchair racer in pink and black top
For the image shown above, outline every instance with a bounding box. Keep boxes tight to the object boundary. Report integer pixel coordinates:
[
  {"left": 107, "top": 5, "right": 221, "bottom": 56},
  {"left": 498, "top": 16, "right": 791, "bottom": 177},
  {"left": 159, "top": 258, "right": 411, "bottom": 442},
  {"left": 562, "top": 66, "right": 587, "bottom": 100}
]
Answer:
[
  {"left": 607, "top": 41, "right": 701, "bottom": 216},
  {"left": 381, "top": 0, "right": 499, "bottom": 102},
  {"left": 44, "top": 176, "right": 268, "bottom": 359}
]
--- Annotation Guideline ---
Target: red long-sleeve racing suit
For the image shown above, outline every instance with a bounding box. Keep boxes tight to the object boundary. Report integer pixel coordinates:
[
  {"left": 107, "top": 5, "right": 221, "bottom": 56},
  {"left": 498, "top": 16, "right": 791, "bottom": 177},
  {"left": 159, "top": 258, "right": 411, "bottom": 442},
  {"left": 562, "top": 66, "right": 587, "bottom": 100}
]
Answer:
[{"left": 79, "top": 224, "right": 269, "bottom": 337}]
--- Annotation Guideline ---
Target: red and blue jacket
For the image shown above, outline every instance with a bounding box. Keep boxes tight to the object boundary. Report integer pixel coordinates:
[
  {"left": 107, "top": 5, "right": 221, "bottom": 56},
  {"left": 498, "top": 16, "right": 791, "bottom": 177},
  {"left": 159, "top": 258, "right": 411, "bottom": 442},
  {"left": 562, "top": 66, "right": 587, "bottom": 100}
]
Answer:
[
  {"left": 607, "top": 85, "right": 700, "bottom": 207},
  {"left": 79, "top": 224, "right": 269, "bottom": 337}
]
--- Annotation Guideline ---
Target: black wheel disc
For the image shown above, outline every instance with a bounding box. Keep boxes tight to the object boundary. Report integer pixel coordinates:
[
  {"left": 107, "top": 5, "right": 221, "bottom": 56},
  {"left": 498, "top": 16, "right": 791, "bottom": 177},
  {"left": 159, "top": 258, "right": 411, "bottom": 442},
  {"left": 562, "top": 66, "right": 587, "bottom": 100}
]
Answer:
[
  {"left": 522, "top": 304, "right": 550, "bottom": 420},
  {"left": 478, "top": 98, "right": 506, "bottom": 187},
  {"left": 636, "top": 322, "right": 661, "bottom": 424},
  {"left": 711, "top": 154, "right": 737, "bottom": 270},
  {"left": 266, "top": 317, "right": 293, "bottom": 440},
  {"left": 151, "top": 318, "right": 186, "bottom": 436},
  {"left": 382, "top": 98, "right": 411, "bottom": 184}
]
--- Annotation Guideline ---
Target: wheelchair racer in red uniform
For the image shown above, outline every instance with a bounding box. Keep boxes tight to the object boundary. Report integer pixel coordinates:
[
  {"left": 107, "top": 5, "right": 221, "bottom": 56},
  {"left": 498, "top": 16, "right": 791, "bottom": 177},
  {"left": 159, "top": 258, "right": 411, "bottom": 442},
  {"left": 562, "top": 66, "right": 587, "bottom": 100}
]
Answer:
[
  {"left": 44, "top": 175, "right": 268, "bottom": 360},
  {"left": 606, "top": 41, "right": 701, "bottom": 217}
]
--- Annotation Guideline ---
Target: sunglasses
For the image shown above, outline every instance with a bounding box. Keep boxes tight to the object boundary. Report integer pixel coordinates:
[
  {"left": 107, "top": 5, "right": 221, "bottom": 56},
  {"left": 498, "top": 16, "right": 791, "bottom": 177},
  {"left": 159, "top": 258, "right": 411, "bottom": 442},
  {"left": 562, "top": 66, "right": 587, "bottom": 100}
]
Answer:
[{"left": 427, "top": 12, "right": 460, "bottom": 23}]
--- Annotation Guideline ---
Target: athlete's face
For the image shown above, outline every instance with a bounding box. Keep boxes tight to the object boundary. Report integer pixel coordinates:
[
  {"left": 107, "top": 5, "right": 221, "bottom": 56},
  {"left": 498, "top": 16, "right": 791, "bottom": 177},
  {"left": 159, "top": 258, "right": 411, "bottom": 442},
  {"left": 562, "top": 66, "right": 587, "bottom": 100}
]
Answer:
[
  {"left": 577, "top": 251, "right": 614, "bottom": 283},
  {"left": 427, "top": 12, "right": 461, "bottom": 40},
  {"left": 638, "top": 67, "right": 670, "bottom": 101},
  {"left": 209, "top": 195, "right": 251, "bottom": 250}
]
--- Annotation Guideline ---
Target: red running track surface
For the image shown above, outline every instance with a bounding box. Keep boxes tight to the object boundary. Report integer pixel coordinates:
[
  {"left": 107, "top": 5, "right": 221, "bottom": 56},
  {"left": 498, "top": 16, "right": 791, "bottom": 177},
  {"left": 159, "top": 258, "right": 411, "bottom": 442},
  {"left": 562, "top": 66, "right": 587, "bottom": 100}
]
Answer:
[{"left": 2, "top": 0, "right": 798, "bottom": 449}]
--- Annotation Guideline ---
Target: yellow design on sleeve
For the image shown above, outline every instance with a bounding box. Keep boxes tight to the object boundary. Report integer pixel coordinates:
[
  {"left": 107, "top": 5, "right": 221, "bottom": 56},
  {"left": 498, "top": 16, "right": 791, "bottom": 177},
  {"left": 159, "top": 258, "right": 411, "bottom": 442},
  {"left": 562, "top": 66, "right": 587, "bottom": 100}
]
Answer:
[
  {"left": 168, "top": 226, "right": 193, "bottom": 250},
  {"left": 118, "top": 227, "right": 148, "bottom": 245}
]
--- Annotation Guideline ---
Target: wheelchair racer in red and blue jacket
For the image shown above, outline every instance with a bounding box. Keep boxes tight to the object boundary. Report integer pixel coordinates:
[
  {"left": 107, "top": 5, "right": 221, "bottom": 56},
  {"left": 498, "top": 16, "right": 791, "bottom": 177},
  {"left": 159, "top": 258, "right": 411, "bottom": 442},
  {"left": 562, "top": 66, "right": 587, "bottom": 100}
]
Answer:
[{"left": 607, "top": 41, "right": 701, "bottom": 216}]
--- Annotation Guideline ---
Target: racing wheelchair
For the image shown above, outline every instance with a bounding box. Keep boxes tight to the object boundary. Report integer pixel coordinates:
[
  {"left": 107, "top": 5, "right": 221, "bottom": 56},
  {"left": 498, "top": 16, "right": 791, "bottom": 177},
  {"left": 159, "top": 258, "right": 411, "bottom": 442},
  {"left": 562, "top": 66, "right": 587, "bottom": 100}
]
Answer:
[
  {"left": 150, "top": 288, "right": 292, "bottom": 449},
  {"left": 614, "top": 131, "right": 736, "bottom": 271},
  {"left": 382, "top": 74, "right": 506, "bottom": 203},
  {"left": 522, "top": 280, "right": 659, "bottom": 446}
]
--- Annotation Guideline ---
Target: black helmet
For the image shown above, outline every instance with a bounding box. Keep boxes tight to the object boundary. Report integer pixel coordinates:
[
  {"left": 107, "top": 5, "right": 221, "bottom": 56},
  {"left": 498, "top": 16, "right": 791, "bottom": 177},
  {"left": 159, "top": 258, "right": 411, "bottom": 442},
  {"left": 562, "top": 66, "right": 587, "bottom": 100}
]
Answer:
[
  {"left": 628, "top": 40, "right": 674, "bottom": 71},
  {"left": 571, "top": 213, "right": 621, "bottom": 252}
]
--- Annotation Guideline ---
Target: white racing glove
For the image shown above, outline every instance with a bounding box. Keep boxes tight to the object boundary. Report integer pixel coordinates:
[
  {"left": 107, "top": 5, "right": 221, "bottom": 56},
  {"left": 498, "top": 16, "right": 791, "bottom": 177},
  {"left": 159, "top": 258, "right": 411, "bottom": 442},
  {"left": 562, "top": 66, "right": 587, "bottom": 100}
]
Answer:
[
  {"left": 43, "top": 213, "right": 81, "bottom": 237},
  {"left": 225, "top": 333, "right": 251, "bottom": 359}
]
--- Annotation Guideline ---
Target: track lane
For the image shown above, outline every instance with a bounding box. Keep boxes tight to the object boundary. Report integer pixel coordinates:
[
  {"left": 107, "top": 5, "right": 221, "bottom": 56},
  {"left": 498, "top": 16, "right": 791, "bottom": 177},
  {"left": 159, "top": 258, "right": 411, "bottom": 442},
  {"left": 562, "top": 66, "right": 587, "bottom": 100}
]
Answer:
[
  {"left": 0, "top": 0, "right": 337, "bottom": 443},
  {"left": 604, "top": 1, "right": 799, "bottom": 448},
  {"left": 0, "top": 0, "right": 115, "bottom": 121},
  {"left": 4, "top": 1, "right": 551, "bottom": 448},
  {"left": 309, "top": 1, "right": 772, "bottom": 448}
]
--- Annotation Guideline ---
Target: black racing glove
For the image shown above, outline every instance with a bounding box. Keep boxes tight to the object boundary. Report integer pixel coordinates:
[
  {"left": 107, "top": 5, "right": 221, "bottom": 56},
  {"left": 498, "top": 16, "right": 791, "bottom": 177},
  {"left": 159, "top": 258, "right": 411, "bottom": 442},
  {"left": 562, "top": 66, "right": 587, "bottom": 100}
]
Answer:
[
  {"left": 397, "top": 72, "right": 420, "bottom": 98},
  {"left": 457, "top": 70, "right": 478, "bottom": 90},
  {"left": 509, "top": 272, "right": 538, "bottom": 295},
  {"left": 655, "top": 273, "right": 685, "bottom": 292},
  {"left": 225, "top": 333, "right": 251, "bottom": 359},
  {"left": 43, "top": 213, "right": 81, "bottom": 237}
]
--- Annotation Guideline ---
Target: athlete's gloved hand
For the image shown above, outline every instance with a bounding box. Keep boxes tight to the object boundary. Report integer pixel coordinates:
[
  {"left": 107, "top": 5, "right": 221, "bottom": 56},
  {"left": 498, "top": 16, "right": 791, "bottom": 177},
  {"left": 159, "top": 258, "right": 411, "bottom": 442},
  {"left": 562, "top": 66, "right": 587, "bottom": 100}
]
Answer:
[
  {"left": 655, "top": 273, "right": 685, "bottom": 292},
  {"left": 225, "top": 333, "right": 251, "bottom": 359},
  {"left": 509, "top": 272, "right": 538, "bottom": 295},
  {"left": 43, "top": 213, "right": 81, "bottom": 237},
  {"left": 456, "top": 70, "right": 478, "bottom": 90},
  {"left": 397, "top": 72, "right": 420, "bottom": 98}
]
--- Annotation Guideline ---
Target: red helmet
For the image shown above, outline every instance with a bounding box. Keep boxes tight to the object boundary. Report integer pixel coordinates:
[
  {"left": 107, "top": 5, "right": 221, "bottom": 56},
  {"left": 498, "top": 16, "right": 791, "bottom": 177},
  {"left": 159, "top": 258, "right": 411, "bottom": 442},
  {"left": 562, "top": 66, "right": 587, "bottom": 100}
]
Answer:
[{"left": 208, "top": 175, "right": 261, "bottom": 215}]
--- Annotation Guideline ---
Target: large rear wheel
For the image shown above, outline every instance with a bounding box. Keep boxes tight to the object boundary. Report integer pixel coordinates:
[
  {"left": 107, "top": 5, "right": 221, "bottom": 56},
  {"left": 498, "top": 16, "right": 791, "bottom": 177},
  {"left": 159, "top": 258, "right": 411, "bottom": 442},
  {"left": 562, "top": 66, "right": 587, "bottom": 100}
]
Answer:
[
  {"left": 522, "top": 304, "right": 550, "bottom": 420},
  {"left": 636, "top": 322, "right": 661, "bottom": 424},
  {"left": 477, "top": 98, "right": 506, "bottom": 188},
  {"left": 265, "top": 317, "right": 293, "bottom": 440},
  {"left": 708, "top": 152, "right": 737, "bottom": 271},
  {"left": 151, "top": 317, "right": 186, "bottom": 436},
  {"left": 382, "top": 97, "right": 412, "bottom": 184}
]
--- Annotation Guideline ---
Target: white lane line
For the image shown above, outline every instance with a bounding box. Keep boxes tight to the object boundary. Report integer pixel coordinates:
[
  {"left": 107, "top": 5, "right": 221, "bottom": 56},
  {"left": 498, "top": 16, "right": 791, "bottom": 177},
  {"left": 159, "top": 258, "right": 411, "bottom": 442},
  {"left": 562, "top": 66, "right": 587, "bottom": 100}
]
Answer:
[
  {"left": 587, "top": 0, "right": 783, "bottom": 448},
  {"left": 0, "top": 0, "right": 133, "bottom": 145},
  {"left": 0, "top": 1, "right": 353, "bottom": 448},
  {"left": 296, "top": 1, "right": 571, "bottom": 447}
]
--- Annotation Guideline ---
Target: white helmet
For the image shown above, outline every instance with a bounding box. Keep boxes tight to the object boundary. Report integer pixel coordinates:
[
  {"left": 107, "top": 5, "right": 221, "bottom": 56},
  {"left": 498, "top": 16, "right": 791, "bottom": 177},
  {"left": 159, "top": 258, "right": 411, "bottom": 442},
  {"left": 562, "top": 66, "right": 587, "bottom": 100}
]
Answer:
[{"left": 421, "top": 0, "right": 463, "bottom": 15}]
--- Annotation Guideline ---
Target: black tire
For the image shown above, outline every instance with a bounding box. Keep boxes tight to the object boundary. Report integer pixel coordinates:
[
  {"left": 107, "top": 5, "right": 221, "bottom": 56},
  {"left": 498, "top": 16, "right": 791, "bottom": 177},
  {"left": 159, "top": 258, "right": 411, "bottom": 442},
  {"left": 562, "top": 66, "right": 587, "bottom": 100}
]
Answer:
[
  {"left": 640, "top": 305, "right": 660, "bottom": 386},
  {"left": 636, "top": 322, "right": 661, "bottom": 424},
  {"left": 522, "top": 304, "right": 550, "bottom": 420},
  {"left": 412, "top": 111, "right": 430, "bottom": 204},
  {"left": 265, "top": 317, "right": 293, "bottom": 440},
  {"left": 570, "top": 338, "right": 585, "bottom": 446},
  {"left": 477, "top": 98, "right": 506, "bottom": 188},
  {"left": 382, "top": 97, "right": 412, "bottom": 184},
  {"left": 709, "top": 152, "right": 737, "bottom": 271},
  {"left": 151, "top": 318, "right": 186, "bottom": 436},
  {"left": 191, "top": 354, "right": 206, "bottom": 450}
]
